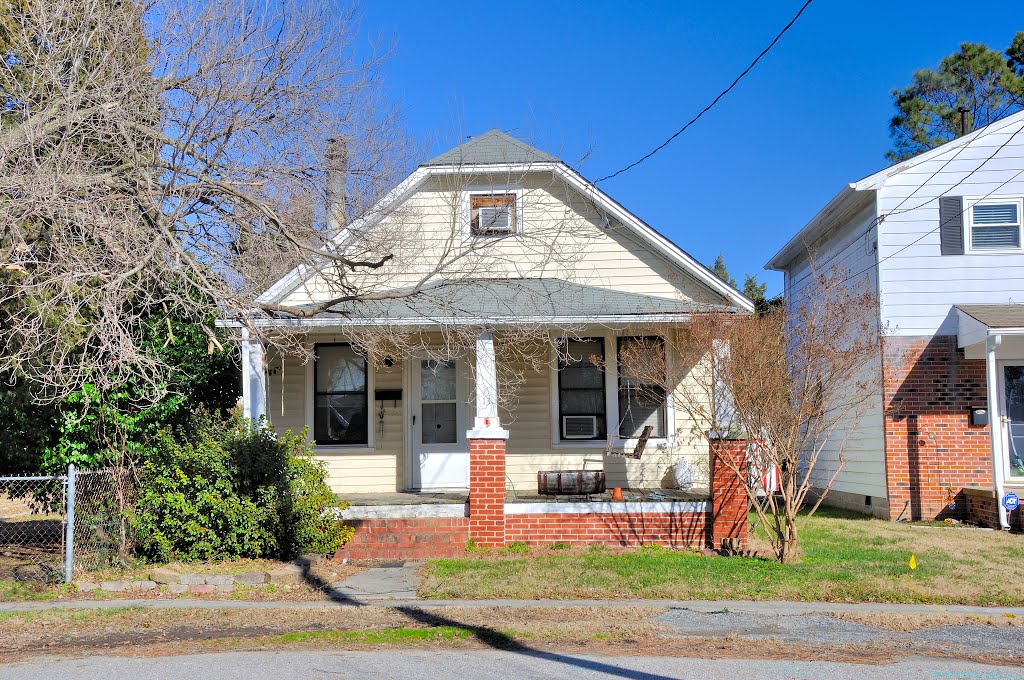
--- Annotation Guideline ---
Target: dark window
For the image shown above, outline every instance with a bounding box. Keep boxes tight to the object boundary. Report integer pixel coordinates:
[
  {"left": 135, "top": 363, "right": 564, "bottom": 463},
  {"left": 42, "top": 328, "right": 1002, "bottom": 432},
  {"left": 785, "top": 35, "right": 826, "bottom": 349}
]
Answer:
[
  {"left": 557, "top": 339, "right": 606, "bottom": 440},
  {"left": 470, "top": 193, "right": 516, "bottom": 236},
  {"left": 617, "top": 336, "right": 667, "bottom": 438},
  {"left": 313, "top": 344, "right": 368, "bottom": 445}
]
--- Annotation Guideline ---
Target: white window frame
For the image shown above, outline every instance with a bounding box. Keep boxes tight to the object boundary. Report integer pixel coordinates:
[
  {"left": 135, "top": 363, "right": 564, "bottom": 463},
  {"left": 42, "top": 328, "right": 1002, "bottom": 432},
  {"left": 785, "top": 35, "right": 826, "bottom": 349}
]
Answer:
[
  {"left": 549, "top": 332, "right": 675, "bottom": 450},
  {"left": 964, "top": 196, "right": 1024, "bottom": 255},
  {"left": 462, "top": 186, "right": 524, "bottom": 240},
  {"left": 305, "top": 338, "right": 375, "bottom": 453}
]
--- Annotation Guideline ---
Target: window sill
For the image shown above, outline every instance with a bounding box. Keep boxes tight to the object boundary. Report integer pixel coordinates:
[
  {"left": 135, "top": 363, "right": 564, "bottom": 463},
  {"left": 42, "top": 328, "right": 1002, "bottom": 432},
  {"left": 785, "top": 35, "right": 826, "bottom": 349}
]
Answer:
[
  {"left": 964, "top": 248, "right": 1024, "bottom": 255},
  {"left": 550, "top": 438, "right": 673, "bottom": 451},
  {"left": 551, "top": 440, "right": 606, "bottom": 449},
  {"left": 314, "top": 445, "right": 376, "bottom": 454}
]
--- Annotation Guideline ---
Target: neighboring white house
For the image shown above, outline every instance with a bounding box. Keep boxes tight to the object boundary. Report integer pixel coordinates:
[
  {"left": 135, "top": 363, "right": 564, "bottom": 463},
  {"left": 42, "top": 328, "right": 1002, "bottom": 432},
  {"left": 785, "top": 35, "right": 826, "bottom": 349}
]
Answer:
[
  {"left": 766, "top": 109, "right": 1024, "bottom": 528},
  {"left": 239, "top": 130, "right": 753, "bottom": 498}
]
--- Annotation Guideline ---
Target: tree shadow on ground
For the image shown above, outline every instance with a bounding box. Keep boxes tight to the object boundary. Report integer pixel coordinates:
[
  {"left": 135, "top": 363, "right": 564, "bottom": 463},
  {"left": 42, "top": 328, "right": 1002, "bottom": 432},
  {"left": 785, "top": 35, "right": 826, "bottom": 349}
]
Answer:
[{"left": 393, "top": 605, "right": 678, "bottom": 680}]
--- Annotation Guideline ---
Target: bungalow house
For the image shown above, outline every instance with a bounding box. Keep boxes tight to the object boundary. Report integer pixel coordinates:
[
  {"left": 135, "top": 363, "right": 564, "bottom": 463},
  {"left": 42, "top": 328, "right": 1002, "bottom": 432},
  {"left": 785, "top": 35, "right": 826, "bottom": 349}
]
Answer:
[
  {"left": 766, "top": 110, "right": 1024, "bottom": 530},
  {"left": 236, "top": 130, "right": 754, "bottom": 557}
]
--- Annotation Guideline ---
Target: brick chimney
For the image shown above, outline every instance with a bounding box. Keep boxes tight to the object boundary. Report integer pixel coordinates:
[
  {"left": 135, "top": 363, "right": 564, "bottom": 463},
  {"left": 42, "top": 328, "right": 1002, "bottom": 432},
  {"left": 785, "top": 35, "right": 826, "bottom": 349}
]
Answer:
[{"left": 326, "top": 137, "right": 348, "bottom": 234}]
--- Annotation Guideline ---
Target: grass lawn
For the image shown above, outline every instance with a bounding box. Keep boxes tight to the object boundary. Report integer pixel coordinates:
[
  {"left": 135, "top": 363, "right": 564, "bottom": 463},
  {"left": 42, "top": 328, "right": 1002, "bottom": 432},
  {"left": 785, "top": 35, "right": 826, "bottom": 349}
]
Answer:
[{"left": 420, "top": 508, "right": 1024, "bottom": 605}]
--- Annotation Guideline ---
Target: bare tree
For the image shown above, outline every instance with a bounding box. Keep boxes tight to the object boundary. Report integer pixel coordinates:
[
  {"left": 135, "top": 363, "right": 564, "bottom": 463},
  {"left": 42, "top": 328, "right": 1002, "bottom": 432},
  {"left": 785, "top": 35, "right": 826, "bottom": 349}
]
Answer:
[
  {"left": 1, "top": 0, "right": 605, "bottom": 407},
  {"left": 638, "top": 264, "right": 881, "bottom": 562}
]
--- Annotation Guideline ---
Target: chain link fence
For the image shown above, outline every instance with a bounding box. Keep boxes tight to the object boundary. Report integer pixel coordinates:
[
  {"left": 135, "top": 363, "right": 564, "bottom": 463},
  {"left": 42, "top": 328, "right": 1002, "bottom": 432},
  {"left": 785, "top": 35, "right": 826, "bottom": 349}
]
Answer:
[{"left": 0, "top": 467, "right": 131, "bottom": 584}]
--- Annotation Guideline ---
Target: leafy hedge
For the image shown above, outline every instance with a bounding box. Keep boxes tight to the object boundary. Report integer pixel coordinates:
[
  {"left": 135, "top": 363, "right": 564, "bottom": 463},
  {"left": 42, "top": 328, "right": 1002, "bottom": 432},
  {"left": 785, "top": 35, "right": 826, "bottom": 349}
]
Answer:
[{"left": 132, "top": 412, "right": 352, "bottom": 562}]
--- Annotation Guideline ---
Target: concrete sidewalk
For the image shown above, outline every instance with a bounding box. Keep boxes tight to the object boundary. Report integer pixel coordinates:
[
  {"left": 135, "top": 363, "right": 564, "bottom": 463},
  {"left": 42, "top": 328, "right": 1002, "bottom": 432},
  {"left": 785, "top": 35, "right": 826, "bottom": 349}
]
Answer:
[{"left": 2, "top": 596, "right": 1023, "bottom": 617}]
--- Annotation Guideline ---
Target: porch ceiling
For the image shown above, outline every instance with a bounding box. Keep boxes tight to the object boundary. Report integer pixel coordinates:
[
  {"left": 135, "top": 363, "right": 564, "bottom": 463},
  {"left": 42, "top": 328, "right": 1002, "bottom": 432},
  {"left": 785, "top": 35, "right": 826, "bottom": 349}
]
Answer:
[{"left": 280, "top": 278, "right": 741, "bottom": 327}]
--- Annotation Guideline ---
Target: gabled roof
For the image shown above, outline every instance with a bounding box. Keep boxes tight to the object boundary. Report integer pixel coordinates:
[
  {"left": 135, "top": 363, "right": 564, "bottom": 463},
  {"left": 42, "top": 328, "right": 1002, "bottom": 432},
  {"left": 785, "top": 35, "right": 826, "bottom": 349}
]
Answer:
[
  {"left": 423, "top": 129, "right": 557, "bottom": 166},
  {"left": 257, "top": 132, "right": 755, "bottom": 313},
  {"left": 287, "top": 278, "right": 739, "bottom": 325},
  {"left": 765, "top": 109, "right": 1024, "bottom": 271}
]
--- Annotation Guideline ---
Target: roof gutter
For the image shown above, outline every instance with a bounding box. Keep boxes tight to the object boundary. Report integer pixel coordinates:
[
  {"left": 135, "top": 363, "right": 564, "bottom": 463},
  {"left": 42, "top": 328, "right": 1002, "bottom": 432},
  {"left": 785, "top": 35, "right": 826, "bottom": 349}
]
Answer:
[{"left": 765, "top": 185, "right": 874, "bottom": 271}]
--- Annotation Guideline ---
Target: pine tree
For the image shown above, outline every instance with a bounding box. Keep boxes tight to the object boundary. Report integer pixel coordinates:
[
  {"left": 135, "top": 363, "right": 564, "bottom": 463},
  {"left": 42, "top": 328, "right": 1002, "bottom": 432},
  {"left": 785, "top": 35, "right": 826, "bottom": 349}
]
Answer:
[
  {"left": 888, "top": 34, "right": 1024, "bottom": 162},
  {"left": 742, "top": 274, "right": 767, "bottom": 305},
  {"left": 711, "top": 254, "right": 736, "bottom": 288}
]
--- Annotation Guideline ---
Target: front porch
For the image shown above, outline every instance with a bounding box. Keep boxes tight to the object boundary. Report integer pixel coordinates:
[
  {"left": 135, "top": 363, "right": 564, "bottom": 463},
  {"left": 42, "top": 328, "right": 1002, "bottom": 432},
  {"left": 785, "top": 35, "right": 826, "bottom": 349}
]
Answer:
[
  {"left": 341, "top": 487, "right": 710, "bottom": 506},
  {"left": 236, "top": 281, "right": 752, "bottom": 556}
]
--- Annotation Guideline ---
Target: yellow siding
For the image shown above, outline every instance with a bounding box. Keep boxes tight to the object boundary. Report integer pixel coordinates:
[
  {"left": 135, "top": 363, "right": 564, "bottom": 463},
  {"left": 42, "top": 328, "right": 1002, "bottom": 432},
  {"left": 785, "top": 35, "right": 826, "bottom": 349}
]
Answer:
[
  {"left": 266, "top": 343, "right": 406, "bottom": 495},
  {"left": 266, "top": 335, "right": 712, "bottom": 496},
  {"left": 278, "top": 173, "right": 722, "bottom": 307}
]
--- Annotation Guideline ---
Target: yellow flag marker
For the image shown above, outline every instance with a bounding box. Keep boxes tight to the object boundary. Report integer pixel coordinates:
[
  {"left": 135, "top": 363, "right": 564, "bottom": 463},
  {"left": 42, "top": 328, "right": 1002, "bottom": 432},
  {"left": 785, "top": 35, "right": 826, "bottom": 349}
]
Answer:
[{"left": 908, "top": 554, "right": 918, "bottom": 571}]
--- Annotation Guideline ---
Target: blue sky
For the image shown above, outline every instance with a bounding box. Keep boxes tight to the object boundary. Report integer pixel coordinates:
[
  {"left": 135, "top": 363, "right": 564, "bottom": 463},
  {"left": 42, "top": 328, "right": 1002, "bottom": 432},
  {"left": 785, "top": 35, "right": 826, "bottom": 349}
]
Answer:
[{"left": 360, "top": 1, "right": 1024, "bottom": 295}]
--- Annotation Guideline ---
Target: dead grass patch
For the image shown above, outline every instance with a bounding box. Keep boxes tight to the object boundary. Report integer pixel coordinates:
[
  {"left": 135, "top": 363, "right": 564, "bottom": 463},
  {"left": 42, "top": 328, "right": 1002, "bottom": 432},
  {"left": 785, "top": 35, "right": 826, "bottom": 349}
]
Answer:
[{"left": 832, "top": 611, "right": 1023, "bottom": 632}]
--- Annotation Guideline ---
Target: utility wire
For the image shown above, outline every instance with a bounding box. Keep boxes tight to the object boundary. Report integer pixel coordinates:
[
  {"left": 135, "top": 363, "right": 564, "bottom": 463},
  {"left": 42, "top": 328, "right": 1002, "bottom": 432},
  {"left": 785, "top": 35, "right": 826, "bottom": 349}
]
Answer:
[
  {"left": 595, "top": 0, "right": 815, "bottom": 184},
  {"left": 785, "top": 119, "right": 1007, "bottom": 292},
  {"left": 787, "top": 121, "right": 1024, "bottom": 306}
]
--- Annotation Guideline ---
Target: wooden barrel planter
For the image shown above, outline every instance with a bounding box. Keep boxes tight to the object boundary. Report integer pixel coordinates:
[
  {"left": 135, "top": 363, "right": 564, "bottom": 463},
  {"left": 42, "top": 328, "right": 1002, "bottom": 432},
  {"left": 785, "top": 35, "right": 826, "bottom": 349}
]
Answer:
[{"left": 537, "top": 470, "right": 606, "bottom": 496}]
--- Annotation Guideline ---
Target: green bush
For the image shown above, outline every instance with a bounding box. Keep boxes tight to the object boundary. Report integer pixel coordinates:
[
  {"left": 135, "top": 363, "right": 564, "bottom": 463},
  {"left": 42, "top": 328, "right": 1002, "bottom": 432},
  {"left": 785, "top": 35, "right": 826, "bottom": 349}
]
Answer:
[{"left": 132, "top": 412, "right": 350, "bottom": 562}]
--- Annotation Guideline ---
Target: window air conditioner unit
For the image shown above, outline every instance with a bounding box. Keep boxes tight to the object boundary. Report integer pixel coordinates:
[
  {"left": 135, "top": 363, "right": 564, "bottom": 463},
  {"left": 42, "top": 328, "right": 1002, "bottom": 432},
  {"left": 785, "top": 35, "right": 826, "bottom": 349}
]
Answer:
[
  {"left": 562, "top": 415, "right": 598, "bottom": 439},
  {"left": 477, "top": 206, "right": 511, "bottom": 234}
]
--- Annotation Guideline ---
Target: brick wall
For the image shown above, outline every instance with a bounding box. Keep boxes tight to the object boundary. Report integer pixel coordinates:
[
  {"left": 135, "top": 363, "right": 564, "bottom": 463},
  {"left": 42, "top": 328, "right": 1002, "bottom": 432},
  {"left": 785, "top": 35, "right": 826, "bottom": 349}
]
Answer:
[
  {"left": 882, "top": 335, "right": 993, "bottom": 521},
  {"left": 335, "top": 518, "right": 469, "bottom": 561},
  {"left": 468, "top": 438, "right": 507, "bottom": 547},
  {"left": 711, "top": 439, "right": 749, "bottom": 550},
  {"left": 506, "top": 511, "right": 707, "bottom": 548},
  {"left": 333, "top": 438, "right": 749, "bottom": 560}
]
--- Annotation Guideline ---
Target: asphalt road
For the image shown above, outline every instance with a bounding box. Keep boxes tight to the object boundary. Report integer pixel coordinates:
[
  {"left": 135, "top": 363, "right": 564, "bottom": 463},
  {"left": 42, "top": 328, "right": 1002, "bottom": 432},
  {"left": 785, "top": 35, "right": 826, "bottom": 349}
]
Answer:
[{"left": 3, "top": 651, "right": 1022, "bottom": 680}]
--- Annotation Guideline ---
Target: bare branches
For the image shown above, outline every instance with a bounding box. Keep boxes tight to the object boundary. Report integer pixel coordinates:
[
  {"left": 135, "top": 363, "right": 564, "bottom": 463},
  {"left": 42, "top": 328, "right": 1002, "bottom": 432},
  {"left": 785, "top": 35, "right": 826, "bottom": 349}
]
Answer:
[
  {"left": 661, "top": 263, "right": 881, "bottom": 562},
  {"left": 0, "top": 0, "right": 606, "bottom": 406}
]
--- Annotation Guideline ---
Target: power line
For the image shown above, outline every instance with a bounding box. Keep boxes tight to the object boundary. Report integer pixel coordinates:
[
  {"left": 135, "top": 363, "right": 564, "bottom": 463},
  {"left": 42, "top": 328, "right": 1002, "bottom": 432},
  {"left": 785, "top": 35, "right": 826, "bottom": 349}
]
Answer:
[
  {"left": 595, "top": 0, "right": 815, "bottom": 184},
  {"left": 787, "top": 120, "right": 1024, "bottom": 306},
  {"left": 785, "top": 119, "right": 1009, "bottom": 292}
]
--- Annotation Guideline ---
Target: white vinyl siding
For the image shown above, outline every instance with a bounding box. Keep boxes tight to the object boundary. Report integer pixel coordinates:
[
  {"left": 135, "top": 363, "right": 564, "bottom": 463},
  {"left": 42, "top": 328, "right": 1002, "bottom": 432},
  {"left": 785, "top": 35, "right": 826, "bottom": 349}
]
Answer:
[
  {"left": 782, "top": 201, "right": 887, "bottom": 500},
  {"left": 876, "top": 116, "right": 1024, "bottom": 336}
]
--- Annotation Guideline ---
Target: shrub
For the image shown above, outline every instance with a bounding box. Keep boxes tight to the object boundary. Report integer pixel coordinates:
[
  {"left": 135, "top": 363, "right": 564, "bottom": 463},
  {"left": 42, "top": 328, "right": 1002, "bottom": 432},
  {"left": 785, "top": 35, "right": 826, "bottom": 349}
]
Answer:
[{"left": 132, "top": 412, "right": 350, "bottom": 562}]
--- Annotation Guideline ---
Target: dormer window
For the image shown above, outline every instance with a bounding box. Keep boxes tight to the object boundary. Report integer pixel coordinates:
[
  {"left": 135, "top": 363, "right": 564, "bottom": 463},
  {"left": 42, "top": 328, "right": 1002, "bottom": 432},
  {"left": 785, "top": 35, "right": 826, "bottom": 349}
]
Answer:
[{"left": 470, "top": 193, "right": 517, "bottom": 236}]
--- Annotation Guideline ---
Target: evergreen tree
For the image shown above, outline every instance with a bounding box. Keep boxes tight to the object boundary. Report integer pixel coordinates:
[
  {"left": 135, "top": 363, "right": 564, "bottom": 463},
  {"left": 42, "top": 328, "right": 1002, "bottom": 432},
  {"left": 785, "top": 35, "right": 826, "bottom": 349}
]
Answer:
[
  {"left": 711, "top": 254, "right": 737, "bottom": 288},
  {"left": 888, "top": 34, "right": 1024, "bottom": 162},
  {"left": 742, "top": 273, "right": 767, "bottom": 305}
]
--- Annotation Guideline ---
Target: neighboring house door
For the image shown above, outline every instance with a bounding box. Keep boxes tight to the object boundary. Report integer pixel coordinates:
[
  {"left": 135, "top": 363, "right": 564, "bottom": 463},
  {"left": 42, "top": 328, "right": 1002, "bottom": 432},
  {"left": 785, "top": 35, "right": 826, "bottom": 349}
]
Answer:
[
  {"left": 999, "top": 363, "right": 1024, "bottom": 481},
  {"left": 410, "top": 356, "right": 470, "bottom": 490}
]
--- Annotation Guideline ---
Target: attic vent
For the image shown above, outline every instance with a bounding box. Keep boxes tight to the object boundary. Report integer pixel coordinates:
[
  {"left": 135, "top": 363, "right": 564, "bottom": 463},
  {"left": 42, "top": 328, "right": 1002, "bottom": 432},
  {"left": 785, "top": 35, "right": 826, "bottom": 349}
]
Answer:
[
  {"left": 562, "top": 415, "right": 598, "bottom": 439},
  {"left": 470, "top": 193, "right": 516, "bottom": 236}
]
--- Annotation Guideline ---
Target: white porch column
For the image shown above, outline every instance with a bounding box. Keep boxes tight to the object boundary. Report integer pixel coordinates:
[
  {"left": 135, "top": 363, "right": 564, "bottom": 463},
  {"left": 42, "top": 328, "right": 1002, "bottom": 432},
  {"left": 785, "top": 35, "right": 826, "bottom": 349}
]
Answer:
[
  {"left": 240, "top": 328, "right": 268, "bottom": 424},
  {"left": 467, "top": 329, "right": 509, "bottom": 439},
  {"left": 986, "top": 334, "right": 1010, "bottom": 530}
]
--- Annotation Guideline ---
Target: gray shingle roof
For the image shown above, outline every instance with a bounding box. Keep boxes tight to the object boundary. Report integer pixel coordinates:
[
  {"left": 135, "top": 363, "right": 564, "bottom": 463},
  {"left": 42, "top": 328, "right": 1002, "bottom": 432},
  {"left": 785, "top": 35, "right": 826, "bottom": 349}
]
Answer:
[
  {"left": 299, "top": 278, "right": 739, "bottom": 323},
  {"left": 423, "top": 130, "right": 558, "bottom": 166}
]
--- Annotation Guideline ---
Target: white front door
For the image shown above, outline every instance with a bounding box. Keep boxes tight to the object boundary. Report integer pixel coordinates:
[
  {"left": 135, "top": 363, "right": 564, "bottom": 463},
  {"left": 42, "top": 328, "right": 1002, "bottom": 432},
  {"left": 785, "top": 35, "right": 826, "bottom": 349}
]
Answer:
[{"left": 410, "top": 357, "right": 469, "bottom": 490}]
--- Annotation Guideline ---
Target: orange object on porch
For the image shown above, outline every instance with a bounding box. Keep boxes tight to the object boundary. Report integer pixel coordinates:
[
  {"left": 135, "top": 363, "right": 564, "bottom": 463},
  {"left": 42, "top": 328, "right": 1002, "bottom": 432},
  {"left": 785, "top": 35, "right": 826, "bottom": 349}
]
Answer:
[{"left": 611, "top": 487, "right": 624, "bottom": 501}]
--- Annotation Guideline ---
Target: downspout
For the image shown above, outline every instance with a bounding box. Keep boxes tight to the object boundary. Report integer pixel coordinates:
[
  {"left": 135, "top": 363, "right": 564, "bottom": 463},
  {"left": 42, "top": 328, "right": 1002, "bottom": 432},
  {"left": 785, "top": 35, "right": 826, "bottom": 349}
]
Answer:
[{"left": 986, "top": 333, "right": 1011, "bottom": 530}]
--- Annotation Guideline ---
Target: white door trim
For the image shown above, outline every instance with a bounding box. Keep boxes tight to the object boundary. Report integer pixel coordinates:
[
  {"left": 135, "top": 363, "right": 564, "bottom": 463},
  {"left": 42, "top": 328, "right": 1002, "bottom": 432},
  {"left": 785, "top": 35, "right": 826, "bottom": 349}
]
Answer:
[
  {"left": 407, "top": 353, "right": 471, "bottom": 491},
  {"left": 996, "top": 360, "right": 1024, "bottom": 482}
]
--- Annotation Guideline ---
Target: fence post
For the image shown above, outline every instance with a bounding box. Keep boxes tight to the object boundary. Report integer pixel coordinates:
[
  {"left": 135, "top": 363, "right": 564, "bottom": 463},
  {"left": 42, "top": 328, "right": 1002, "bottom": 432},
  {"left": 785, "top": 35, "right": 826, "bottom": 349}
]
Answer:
[{"left": 64, "top": 464, "right": 76, "bottom": 584}]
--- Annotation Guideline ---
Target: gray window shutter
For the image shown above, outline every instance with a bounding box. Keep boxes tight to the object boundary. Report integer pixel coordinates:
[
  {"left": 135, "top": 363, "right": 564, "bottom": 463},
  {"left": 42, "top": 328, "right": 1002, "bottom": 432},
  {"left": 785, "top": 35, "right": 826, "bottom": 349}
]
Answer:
[{"left": 939, "top": 196, "right": 964, "bottom": 255}]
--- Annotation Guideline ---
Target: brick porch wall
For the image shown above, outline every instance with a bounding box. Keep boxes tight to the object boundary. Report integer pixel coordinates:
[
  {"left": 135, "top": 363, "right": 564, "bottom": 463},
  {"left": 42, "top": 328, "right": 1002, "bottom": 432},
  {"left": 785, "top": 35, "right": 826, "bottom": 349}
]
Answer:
[
  {"left": 505, "top": 510, "right": 708, "bottom": 548},
  {"left": 333, "top": 437, "right": 749, "bottom": 560},
  {"left": 335, "top": 518, "right": 469, "bottom": 561},
  {"left": 468, "top": 438, "right": 507, "bottom": 547},
  {"left": 710, "top": 439, "right": 750, "bottom": 550},
  {"left": 882, "top": 335, "right": 993, "bottom": 521}
]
